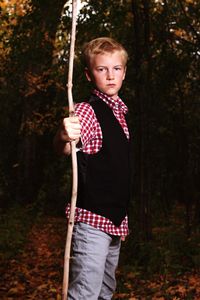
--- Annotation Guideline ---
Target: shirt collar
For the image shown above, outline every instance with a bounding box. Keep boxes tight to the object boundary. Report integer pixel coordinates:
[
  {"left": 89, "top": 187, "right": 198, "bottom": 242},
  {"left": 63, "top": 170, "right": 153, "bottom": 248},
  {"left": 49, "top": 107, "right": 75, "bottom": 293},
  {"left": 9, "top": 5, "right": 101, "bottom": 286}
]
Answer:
[{"left": 93, "top": 89, "right": 128, "bottom": 114}]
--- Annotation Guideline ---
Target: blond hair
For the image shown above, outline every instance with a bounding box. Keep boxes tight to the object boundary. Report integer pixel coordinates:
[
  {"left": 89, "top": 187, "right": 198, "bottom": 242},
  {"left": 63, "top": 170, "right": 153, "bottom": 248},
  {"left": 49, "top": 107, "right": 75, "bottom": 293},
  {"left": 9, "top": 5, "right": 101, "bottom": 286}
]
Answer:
[{"left": 82, "top": 37, "right": 128, "bottom": 68}]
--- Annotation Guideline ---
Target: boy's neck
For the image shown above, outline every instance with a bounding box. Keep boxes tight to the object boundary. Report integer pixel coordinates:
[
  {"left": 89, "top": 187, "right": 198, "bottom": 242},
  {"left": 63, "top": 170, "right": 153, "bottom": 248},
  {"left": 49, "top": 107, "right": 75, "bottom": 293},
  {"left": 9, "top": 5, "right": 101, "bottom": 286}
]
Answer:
[{"left": 93, "top": 89, "right": 119, "bottom": 101}]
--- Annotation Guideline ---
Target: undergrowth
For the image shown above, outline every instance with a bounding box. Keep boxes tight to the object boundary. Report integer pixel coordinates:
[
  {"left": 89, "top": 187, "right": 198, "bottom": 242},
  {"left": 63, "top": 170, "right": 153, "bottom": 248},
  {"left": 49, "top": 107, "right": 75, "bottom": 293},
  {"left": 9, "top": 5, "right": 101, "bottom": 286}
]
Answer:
[
  {"left": 120, "top": 205, "right": 200, "bottom": 277},
  {"left": 0, "top": 204, "right": 38, "bottom": 260}
]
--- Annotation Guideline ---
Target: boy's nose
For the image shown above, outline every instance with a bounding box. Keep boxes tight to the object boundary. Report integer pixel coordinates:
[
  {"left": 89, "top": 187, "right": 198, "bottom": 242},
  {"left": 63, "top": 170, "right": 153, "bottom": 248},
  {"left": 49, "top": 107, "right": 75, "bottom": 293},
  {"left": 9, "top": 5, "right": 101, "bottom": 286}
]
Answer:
[{"left": 107, "top": 70, "right": 114, "bottom": 80}]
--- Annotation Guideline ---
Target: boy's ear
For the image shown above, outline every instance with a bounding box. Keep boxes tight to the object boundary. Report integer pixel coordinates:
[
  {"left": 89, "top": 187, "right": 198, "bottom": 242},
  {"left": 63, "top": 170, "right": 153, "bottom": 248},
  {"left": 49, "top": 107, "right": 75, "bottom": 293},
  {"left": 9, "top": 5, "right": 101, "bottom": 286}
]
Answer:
[
  {"left": 85, "top": 68, "right": 92, "bottom": 82},
  {"left": 123, "top": 66, "right": 127, "bottom": 80}
]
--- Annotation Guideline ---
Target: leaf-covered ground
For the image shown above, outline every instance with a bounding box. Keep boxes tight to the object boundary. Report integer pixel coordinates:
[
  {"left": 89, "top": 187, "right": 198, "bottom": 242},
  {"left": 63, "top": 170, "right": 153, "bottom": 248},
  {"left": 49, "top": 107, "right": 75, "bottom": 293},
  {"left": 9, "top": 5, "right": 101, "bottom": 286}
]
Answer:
[{"left": 1, "top": 217, "right": 200, "bottom": 300}]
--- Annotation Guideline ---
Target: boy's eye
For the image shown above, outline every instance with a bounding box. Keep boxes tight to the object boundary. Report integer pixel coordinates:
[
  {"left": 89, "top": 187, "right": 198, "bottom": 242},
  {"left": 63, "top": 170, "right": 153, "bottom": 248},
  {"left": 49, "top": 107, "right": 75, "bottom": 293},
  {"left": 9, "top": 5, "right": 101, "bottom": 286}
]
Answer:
[
  {"left": 97, "top": 67, "right": 105, "bottom": 72},
  {"left": 114, "top": 66, "right": 122, "bottom": 71}
]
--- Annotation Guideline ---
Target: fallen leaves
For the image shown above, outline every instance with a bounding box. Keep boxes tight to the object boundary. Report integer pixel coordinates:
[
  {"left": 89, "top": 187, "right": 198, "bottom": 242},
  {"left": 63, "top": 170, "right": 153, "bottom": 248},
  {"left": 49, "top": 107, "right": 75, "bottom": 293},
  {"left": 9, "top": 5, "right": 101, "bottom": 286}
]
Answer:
[
  {"left": 0, "top": 217, "right": 66, "bottom": 300},
  {"left": 114, "top": 270, "right": 200, "bottom": 299},
  {"left": 1, "top": 217, "right": 200, "bottom": 299}
]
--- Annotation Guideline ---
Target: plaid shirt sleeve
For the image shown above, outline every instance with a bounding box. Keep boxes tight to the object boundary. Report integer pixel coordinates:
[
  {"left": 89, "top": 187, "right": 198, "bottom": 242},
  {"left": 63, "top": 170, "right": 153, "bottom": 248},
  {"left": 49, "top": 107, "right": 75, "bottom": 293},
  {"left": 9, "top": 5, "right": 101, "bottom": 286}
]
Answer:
[{"left": 75, "top": 102, "right": 102, "bottom": 154}]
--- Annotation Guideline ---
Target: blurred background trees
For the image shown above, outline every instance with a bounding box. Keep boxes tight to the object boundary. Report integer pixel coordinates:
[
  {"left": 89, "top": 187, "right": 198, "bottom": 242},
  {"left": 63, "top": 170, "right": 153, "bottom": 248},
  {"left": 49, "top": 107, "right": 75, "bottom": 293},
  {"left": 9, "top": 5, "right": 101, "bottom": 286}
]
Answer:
[{"left": 0, "top": 0, "right": 200, "bottom": 266}]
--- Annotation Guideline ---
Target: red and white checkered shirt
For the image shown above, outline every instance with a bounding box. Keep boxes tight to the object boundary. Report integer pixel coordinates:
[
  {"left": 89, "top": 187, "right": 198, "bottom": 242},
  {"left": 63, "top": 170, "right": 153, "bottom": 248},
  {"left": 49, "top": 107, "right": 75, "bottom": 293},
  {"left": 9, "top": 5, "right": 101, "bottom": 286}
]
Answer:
[{"left": 66, "top": 89, "right": 130, "bottom": 237}]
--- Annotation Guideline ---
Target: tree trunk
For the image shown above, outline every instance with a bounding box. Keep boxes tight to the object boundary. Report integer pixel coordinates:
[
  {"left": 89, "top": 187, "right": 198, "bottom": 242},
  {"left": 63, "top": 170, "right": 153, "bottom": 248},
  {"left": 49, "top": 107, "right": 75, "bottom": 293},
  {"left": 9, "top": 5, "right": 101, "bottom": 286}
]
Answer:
[
  {"left": 16, "top": 0, "right": 66, "bottom": 203},
  {"left": 132, "top": 0, "right": 152, "bottom": 241}
]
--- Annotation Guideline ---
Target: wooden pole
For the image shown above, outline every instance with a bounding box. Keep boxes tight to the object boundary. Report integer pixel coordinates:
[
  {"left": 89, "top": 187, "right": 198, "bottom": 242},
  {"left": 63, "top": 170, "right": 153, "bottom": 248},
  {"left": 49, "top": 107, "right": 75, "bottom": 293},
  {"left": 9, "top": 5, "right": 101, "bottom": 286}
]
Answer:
[{"left": 62, "top": 1, "right": 79, "bottom": 299}]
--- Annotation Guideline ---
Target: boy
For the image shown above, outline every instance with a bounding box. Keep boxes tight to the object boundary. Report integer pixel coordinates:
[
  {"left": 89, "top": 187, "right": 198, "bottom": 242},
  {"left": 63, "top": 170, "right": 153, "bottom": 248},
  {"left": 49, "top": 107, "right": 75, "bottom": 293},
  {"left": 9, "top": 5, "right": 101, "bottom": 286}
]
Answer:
[{"left": 54, "top": 37, "right": 131, "bottom": 300}]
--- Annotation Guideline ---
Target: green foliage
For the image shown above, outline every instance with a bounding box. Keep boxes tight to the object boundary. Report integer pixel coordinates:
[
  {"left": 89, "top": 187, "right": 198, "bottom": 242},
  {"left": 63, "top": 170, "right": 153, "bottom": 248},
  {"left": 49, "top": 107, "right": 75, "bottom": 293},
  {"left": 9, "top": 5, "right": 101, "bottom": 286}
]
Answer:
[
  {"left": 0, "top": 204, "right": 36, "bottom": 259},
  {"left": 121, "top": 204, "right": 200, "bottom": 276}
]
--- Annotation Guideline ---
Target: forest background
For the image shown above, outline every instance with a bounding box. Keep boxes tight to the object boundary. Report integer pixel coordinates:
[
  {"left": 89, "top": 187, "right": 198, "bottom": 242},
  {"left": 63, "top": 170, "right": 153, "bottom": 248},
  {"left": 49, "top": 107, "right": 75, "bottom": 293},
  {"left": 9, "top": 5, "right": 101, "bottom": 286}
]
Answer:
[{"left": 0, "top": 0, "right": 200, "bottom": 299}]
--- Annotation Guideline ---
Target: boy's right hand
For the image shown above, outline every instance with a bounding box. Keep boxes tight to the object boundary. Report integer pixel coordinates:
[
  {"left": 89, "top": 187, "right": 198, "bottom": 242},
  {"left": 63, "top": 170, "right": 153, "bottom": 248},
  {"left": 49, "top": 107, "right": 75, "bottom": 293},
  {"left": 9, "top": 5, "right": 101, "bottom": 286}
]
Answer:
[{"left": 61, "top": 116, "right": 82, "bottom": 143}]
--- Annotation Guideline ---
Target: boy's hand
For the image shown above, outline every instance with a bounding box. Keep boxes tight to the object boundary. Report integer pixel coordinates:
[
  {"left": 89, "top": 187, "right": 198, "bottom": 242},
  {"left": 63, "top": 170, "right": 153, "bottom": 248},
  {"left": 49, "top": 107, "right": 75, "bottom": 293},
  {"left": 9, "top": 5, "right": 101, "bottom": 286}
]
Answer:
[{"left": 62, "top": 116, "right": 82, "bottom": 143}]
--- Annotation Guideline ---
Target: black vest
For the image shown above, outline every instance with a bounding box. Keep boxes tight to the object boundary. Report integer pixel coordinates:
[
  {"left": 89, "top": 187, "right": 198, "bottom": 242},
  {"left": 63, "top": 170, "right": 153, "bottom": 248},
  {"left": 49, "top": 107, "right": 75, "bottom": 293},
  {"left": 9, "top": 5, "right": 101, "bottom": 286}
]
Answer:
[{"left": 77, "top": 95, "right": 130, "bottom": 227}]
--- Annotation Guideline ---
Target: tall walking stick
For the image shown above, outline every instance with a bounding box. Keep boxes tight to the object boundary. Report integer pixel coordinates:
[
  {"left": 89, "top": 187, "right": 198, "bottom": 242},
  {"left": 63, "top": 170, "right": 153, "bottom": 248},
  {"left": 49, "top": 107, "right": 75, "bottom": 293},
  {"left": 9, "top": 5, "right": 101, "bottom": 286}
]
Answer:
[{"left": 62, "top": 1, "right": 79, "bottom": 299}]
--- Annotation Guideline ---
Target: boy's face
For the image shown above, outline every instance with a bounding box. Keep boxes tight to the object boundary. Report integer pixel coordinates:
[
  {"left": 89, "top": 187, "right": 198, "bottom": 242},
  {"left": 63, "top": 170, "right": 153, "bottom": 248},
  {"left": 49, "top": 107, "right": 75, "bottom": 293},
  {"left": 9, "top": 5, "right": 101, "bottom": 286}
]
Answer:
[{"left": 85, "top": 51, "right": 126, "bottom": 100}]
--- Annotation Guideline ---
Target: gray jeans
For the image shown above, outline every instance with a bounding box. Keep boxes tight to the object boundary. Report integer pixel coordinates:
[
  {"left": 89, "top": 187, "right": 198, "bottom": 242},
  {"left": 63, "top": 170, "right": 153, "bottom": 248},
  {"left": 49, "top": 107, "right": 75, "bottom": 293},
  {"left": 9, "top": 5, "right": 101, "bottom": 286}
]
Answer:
[{"left": 68, "top": 222, "right": 121, "bottom": 300}]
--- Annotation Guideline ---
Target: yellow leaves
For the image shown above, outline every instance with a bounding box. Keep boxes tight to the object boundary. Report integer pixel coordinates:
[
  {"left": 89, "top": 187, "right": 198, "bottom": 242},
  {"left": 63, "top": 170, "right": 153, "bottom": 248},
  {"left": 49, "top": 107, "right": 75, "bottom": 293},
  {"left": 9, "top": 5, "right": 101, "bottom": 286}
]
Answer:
[
  {"left": 37, "top": 283, "right": 49, "bottom": 291},
  {"left": 56, "top": 294, "right": 62, "bottom": 300},
  {"left": 170, "top": 27, "right": 196, "bottom": 44},
  {"left": 114, "top": 293, "right": 131, "bottom": 299},
  {"left": 114, "top": 268, "right": 200, "bottom": 299},
  {"left": 166, "top": 284, "right": 187, "bottom": 298},
  {"left": 18, "top": 70, "right": 66, "bottom": 136},
  {"left": 24, "top": 71, "right": 54, "bottom": 98},
  {"left": 19, "top": 111, "right": 56, "bottom": 136},
  {"left": 49, "top": 287, "right": 57, "bottom": 293},
  {"left": 173, "top": 28, "right": 189, "bottom": 40},
  {"left": 1, "top": 0, "right": 32, "bottom": 17},
  {"left": 7, "top": 284, "right": 25, "bottom": 296},
  {"left": 124, "top": 12, "right": 133, "bottom": 27},
  {"left": 185, "top": 0, "right": 194, "bottom": 3},
  {"left": 126, "top": 272, "right": 136, "bottom": 279}
]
